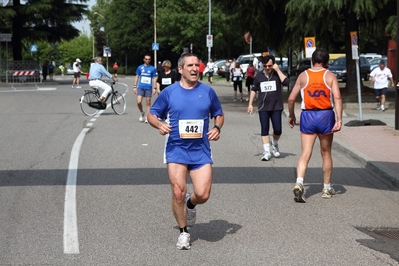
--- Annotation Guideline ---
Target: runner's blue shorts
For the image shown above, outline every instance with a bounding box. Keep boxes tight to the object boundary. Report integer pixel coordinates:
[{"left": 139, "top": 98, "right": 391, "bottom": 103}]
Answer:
[
  {"left": 137, "top": 88, "right": 153, "bottom": 98},
  {"left": 300, "top": 109, "right": 335, "bottom": 135}
]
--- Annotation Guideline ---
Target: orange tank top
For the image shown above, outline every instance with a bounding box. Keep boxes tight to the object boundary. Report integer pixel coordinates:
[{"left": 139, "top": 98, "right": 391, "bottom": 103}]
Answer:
[{"left": 301, "top": 69, "right": 333, "bottom": 110}]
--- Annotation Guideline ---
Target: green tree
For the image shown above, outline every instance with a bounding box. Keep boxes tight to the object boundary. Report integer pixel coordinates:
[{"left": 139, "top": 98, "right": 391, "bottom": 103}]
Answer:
[
  {"left": 0, "top": 0, "right": 88, "bottom": 60},
  {"left": 286, "top": 0, "right": 395, "bottom": 93}
]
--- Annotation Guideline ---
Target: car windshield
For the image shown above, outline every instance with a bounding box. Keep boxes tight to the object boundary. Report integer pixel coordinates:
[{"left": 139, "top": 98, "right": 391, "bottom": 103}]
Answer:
[
  {"left": 330, "top": 57, "right": 346, "bottom": 66},
  {"left": 369, "top": 58, "right": 381, "bottom": 64}
]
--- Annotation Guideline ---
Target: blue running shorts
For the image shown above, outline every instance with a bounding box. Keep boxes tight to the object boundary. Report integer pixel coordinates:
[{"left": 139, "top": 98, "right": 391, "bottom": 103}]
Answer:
[{"left": 300, "top": 109, "right": 335, "bottom": 135}]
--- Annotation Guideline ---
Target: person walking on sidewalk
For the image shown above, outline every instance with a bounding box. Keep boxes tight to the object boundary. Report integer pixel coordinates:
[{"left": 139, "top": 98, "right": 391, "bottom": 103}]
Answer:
[
  {"left": 287, "top": 49, "right": 343, "bottom": 203},
  {"left": 206, "top": 58, "right": 214, "bottom": 83},
  {"left": 72, "top": 58, "right": 83, "bottom": 89},
  {"left": 231, "top": 62, "right": 244, "bottom": 102},
  {"left": 147, "top": 53, "right": 224, "bottom": 250},
  {"left": 133, "top": 54, "right": 158, "bottom": 123},
  {"left": 370, "top": 60, "right": 394, "bottom": 111},
  {"left": 245, "top": 61, "right": 256, "bottom": 101},
  {"left": 247, "top": 55, "right": 289, "bottom": 161}
]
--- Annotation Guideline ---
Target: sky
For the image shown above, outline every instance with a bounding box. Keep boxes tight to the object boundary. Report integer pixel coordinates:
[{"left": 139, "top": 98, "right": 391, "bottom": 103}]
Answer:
[{"left": 72, "top": 0, "right": 96, "bottom": 36}]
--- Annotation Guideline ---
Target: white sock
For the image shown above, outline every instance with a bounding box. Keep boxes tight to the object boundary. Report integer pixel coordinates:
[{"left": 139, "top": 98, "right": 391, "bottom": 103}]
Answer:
[
  {"left": 381, "top": 105, "right": 384, "bottom": 109},
  {"left": 324, "top": 183, "right": 331, "bottom": 190},
  {"left": 271, "top": 138, "right": 278, "bottom": 145},
  {"left": 296, "top": 177, "right": 304, "bottom": 184},
  {"left": 263, "top": 143, "right": 270, "bottom": 153}
]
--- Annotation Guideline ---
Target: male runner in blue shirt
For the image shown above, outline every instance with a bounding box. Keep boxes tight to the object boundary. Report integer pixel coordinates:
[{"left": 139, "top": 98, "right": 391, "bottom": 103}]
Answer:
[
  {"left": 133, "top": 54, "right": 158, "bottom": 123},
  {"left": 147, "top": 53, "right": 224, "bottom": 250}
]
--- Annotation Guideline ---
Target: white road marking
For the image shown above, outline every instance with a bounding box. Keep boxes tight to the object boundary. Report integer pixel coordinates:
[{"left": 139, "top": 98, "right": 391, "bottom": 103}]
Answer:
[
  {"left": 63, "top": 82, "right": 128, "bottom": 254},
  {"left": 63, "top": 128, "right": 89, "bottom": 254},
  {"left": 37, "top": 87, "right": 57, "bottom": 91}
]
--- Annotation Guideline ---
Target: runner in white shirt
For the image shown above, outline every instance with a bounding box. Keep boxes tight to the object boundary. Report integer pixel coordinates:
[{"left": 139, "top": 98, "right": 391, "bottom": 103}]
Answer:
[{"left": 370, "top": 60, "right": 394, "bottom": 111}]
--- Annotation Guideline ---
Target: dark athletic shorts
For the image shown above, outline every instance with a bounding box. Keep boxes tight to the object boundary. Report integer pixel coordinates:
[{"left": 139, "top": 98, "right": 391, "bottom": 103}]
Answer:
[{"left": 374, "top": 88, "right": 387, "bottom": 97}]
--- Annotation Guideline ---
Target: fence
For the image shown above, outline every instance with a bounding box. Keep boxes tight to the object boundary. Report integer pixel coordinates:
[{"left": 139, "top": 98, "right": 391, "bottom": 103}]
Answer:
[{"left": 0, "top": 60, "right": 41, "bottom": 86}]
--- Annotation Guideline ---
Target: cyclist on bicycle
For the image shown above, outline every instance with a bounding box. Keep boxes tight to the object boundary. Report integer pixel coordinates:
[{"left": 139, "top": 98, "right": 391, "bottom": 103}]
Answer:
[{"left": 89, "top": 56, "right": 117, "bottom": 102}]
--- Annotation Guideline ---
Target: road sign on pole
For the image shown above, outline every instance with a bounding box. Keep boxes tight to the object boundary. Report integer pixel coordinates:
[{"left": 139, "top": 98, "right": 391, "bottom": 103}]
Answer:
[
  {"left": 206, "top": 35, "right": 213, "bottom": 48},
  {"left": 304, "top": 37, "right": 316, "bottom": 58},
  {"left": 152, "top": 43, "right": 159, "bottom": 51},
  {"left": 0, "top": 33, "right": 11, "bottom": 42},
  {"left": 30, "top": 44, "right": 38, "bottom": 53}
]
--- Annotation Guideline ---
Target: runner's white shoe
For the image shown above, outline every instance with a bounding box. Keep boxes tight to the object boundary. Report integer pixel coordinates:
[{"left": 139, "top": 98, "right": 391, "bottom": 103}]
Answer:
[
  {"left": 176, "top": 232, "right": 190, "bottom": 250},
  {"left": 271, "top": 142, "right": 280, "bottom": 158},
  {"left": 261, "top": 152, "right": 271, "bottom": 161},
  {"left": 139, "top": 112, "right": 145, "bottom": 122},
  {"left": 186, "top": 193, "right": 196, "bottom": 227}
]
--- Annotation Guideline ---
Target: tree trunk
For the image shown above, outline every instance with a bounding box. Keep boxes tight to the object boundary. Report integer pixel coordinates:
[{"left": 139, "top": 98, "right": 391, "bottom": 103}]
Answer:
[{"left": 344, "top": 10, "right": 360, "bottom": 94}]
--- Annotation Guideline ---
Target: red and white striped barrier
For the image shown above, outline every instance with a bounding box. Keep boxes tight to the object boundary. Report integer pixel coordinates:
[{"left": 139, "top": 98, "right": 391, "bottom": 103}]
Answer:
[{"left": 12, "top": 71, "right": 36, "bottom": 76}]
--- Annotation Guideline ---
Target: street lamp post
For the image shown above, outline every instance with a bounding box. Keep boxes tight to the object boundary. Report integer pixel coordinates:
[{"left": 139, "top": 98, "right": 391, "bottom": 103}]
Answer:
[
  {"left": 208, "top": 0, "right": 211, "bottom": 61},
  {"left": 94, "top": 12, "right": 109, "bottom": 71},
  {"left": 154, "top": 0, "right": 157, "bottom": 65},
  {"left": 90, "top": 27, "right": 94, "bottom": 59}
]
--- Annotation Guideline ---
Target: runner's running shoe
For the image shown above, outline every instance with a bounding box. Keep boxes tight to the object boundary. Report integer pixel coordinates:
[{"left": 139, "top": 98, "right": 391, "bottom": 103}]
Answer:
[
  {"left": 271, "top": 142, "right": 280, "bottom": 158},
  {"left": 139, "top": 112, "right": 145, "bottom": 122},
  {"left": 322, "top": 187, "right": 336, "bottom": 199},
  {"left": 176, "top": 232, "right": 190, "bottom": 250},
  {"left": 186, "top": 193, "right": 196, "bottom": 227},
  {"left": 293, "top": 183, "right": 306, "bottom": 203},
  {"left": 261, "top": 152, "right": 271, "bottom": 161}
]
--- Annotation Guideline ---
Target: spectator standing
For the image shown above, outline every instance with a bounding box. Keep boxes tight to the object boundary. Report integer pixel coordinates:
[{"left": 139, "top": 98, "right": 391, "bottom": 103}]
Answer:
[
  {"left": 287, "top": 49, "right": 342, "bottom": 203},
  {"left": 48, "top": 61, "right": 54, "bottom": 80},
  {"left": 133, "top": 54, "right": 158, "bottom": 123},
  {"left": 199, "top": 60, "right": 205, "bottom": 80},
  {"left": 224, "top": 59, "right": 231, "bottom": 82},
  {"left": 59, "top": 64, "right": 65, "bottom": 76},
  {"left": 231, "top": 62, "right": 244, "bottom": 102},
  {"left": 206, "top": 59, "right": 214, "bottom": 83},
  {"left": 72, "top": 58, "right": 83, "bottom": 89},
  {"left": 245, "top": 61, "right": 256, "bottom": 101},
  {"left": 369, "top": 60, "right": 394, "bottom": 111},
  {"left": 112, "top": 62, "right": 119, "bottom": 77},
  {"left": 42, "top": 60, "right": 48, "bottom": 81},
  {"left": 147, "top": 52, "right": 224, "bottom": 250},
  {"left": 247, "top": 55, "right": 289, "bottom": 161}
]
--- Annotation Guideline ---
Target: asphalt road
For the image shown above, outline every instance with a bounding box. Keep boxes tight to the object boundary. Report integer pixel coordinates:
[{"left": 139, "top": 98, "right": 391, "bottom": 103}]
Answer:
[{"left": 0, "top": 76, "right": 398, "bottom": 265}]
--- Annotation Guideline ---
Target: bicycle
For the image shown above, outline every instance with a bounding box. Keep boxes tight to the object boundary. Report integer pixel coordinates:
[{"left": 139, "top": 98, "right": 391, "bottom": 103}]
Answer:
[{"left": 79, "top": 82, "right": 126, "bottom": 116}]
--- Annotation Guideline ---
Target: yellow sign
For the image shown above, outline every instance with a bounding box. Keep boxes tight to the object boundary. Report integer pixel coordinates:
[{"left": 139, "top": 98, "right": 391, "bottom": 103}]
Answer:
[
  {"left": 304, "top": 37, "right": 316, "bottom": 58},
  {"left": 304, "top": 37, "right": 316, "bottom": 49}
]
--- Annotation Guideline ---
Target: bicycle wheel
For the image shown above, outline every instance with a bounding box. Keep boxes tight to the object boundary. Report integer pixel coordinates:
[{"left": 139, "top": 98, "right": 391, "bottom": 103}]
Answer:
[
  {"left": 111, "top": 92, "right": 126, "bottom": 115},
  {"left": 80, "top": 91, "right": 100, "bottom": 116}
]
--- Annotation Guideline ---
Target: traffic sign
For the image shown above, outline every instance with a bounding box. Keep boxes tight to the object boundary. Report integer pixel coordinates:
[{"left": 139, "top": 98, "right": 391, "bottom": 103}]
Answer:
[
  {"left": 0, "top": 33, "right": 11, "bottom": 42},
  {"left": 206, "top": 35, "right": 213, "bottom": 48},
  {"left": 304, "top": 37, "right": 316, "bottom": 58},
  {"left": 152, "top": 43, "right": 159, "bottom": 51},
  {"left": 30, "top": 44, "right": 38, "bottom": 52}
]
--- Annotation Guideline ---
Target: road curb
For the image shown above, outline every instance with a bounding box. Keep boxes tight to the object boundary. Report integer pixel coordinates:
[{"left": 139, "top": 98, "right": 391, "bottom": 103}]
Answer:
[{"left": 332, "top": 137, "right": 399, "bottom": 189}]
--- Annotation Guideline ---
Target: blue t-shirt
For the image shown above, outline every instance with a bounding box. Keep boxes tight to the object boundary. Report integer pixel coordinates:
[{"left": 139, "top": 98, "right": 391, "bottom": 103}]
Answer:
[
  {"left": 150, "top": 82, "right": 223, "bottom": 165},
  {"left": 135, "top": 64, "right": 158, "bottom": 90}
]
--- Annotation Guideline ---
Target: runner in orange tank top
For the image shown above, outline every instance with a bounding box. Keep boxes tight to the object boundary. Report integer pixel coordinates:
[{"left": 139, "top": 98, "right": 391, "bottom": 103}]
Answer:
[
  {"left": 301, "top": 69, "right": 333, "bottom": 110},
  {"left": 287, "top": 49, "right": 342, "bottom": 203}
]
